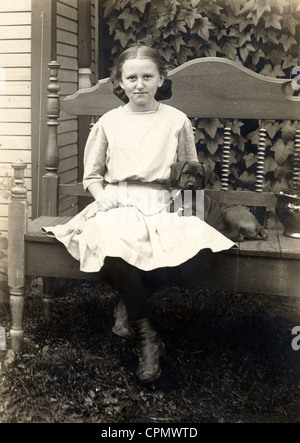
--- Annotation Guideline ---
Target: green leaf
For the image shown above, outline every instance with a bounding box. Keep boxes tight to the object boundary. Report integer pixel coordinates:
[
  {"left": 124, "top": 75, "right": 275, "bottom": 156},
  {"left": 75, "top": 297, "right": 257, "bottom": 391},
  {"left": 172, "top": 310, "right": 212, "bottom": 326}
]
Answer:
[
  {"left": 220, "top": 12, "right": 241, "bottom": 29},
  {"left": 231, "top": 165, "right": 240, "bottom": 180},
  {"left": 117, "top": 9, "right": 140, "bottom": 30},
  {"left": 174, "top": 20, "right": 188, "bottom": 34},
  {"left": 239, "top": 43, "right": 256, "bottom": 63},
  {"left": 264, "top": 156, "right": 277, "bottom": 174},
  {"left": 114, "top": 28, "right": 134, "bottom": 47},
  {"left": 239, "top": 18, "right": 251, "bottom": 33},
  {"left": 247, "top": 128, "right": 260, "bottom": 144},
  {"left": 265, "top": 29, "right": 280, "bottom": 44},
  {"left": 202, "top": 41, "right": 221, "bottom": 58},
  {"left": 236, "top": 135, "right": 247, "bottom": 152},
  {"left": 173, "top": 35, "right": 186, "bottom": 53},
  {"left": 194, "top": 128, "right": 205, "bottom": 143},
  {"left": 246, "top": 11, "right": 260, "bottom": 27},
  {"left": 239, "top": 0, "right": 255, "bottom": 15},
  {"left": 271, "top": 0, "right": 289, "bottom": 15},
  {"left": 286, "top": 17, "right": 298, "bottom": 35},
  {"left": 206, "top": 138, "right": 219, "bottom": 155},
  {"left": 239, "top": 32, "right": 252, "bottom": 47},
  {"left": 239, "top": 171, "right": 256, "bottom": 186},
  {"left": 198, "top": 119, "right": 221, "bottom": 139},
  {"left": 259, "top": 64, "right": 285, "bottom": 78},
  {"left": 270, "top": 48, "right": 284, "bottom": 65},
  {"left": 176, "top": 46, "right": 194, "bottom": 65},
  {"left": 252, "top": 48, "right": 265, "bottom": 66},
  {"left": 281, "top": 120, "right": 297, "bottom": 141},
  {"left": 103, "top": 0, "right": 122, "bottom": 18},
  {"left": 279, "top": 34, "right": 297, "bottom": 52},
  {"left": 132, "top": 0, "right": 151, "bottom": 13},
  {"left": 256, "top": 0, "right": 271, "bottom": 20},
  {"left": 217, "top": 29, "right": 228, "bottom": 39},
  {"left": 106, "top": 14, "right": 119, "bottom": 33},
  {"left": 226, "top": 0, "right": 241, "bottom": 16},
  {"left": 244, "top": 153, "right": 256, "bottom": 169},
  {"left": 270, "top": 178, "right": 290, "bottom": 192},
  {"left": 223, "top": 41, "right": 238, "bottom": 60},
  {"left": 265, "top": 121, "right": 280, "bottom": 139},
  {"left": 264, "top": 14, "right": 282, "bottom": 30},
  {"left": 271, "top": 64, "right": 285, "bottom": 78},
  {"left": 271, "top": 139, "right": 294, "bottom": 165},
  {"left": 193, "top": 16, "right": 213, "bottom": 41},
  {"left": 273, "top": 163, "right": 290, "bottom": 179},
  {"left": 282, "top": 55, "right": 299, "bottom": 70},
  {"left": 239, "top": 46, "right": 249, "bottom": 62},
  {"left": 228, "top": 28, "right": 240, "bottom": 38},
  {"left": 231, "top": 119, "right": 244, "bottom": 136},
  {"left": 159, "top": 46, "right": 175, "bottom": 62},
  {"left": 181, "top": 8, "right": 201, "bottom": 29}
]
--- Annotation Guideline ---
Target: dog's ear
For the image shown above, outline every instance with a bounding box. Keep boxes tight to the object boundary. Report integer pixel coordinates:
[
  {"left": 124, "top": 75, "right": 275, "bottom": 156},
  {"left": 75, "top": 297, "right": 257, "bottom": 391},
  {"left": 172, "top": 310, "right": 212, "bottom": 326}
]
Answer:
[
  {"left": 169, "top": 161, "right": 187, "bottom": 189},
  {"left": 201, "top": 164, "right": 215, "bottom": 188}
]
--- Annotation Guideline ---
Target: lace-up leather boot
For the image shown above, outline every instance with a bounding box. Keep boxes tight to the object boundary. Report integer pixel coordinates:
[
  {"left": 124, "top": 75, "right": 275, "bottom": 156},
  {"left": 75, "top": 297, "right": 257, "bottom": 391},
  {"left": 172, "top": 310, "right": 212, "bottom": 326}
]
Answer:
[
  {"left": 134, "top": 318, "right": 165, "bottom": 383},
  {"left": 112, "top": 300, "right": 135, "bottom": 340}
]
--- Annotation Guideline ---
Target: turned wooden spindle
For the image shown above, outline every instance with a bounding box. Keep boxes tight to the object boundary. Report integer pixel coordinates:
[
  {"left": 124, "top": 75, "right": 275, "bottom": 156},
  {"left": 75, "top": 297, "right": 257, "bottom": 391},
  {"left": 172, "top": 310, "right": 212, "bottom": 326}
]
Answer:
[
  {"left": 8, "top": 161, "right": 28, "bottom": 352},
  {"left": 79, "top": 67, "right": 92, "bottom": 89},
  {"left": 42, "top": 61, "right": 61, "bottom": 216},
  {"left": 255, "top": 121, "right": 267, "bottom": 192},
  {"left": 221, "top": 122, "right": 232, "bottom": 191},
  {"left": 10, "top": 161, "right": 28, "bottom": 201},
  {"left": 90, "top": 115, "right": 96, "bottom": 131},
  {"left": 291, "top": 123, "right": 300, "bottom": 193},
  {"left": 45, "top": 61, "right": 61, "bottom": 174},
  {"left": 78, "top": 0, "right": 92, "bottom": 89}
]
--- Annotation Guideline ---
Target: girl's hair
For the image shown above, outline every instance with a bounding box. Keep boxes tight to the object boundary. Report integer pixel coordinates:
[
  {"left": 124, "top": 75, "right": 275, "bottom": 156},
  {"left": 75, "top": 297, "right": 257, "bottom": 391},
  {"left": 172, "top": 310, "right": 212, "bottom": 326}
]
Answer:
[
  {"left": 111, "top": 45, "right": 172, "bottom": 103},
  {"left": 113, "top": 45, "right": 169, "bottom": 82}
]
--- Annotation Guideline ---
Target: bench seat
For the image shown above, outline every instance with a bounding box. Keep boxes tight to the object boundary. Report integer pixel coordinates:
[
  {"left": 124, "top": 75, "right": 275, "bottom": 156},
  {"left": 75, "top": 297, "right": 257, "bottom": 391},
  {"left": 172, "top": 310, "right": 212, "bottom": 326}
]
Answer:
[{"left": 25, "top": 216, "right": 300, "bottom": 297}]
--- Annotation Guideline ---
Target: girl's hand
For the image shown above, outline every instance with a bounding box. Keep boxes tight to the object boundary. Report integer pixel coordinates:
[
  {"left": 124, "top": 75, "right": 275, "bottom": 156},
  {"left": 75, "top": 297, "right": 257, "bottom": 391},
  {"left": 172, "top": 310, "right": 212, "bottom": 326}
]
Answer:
[{"left": 95, "top": 189, "right": 120, "bottom": 212}]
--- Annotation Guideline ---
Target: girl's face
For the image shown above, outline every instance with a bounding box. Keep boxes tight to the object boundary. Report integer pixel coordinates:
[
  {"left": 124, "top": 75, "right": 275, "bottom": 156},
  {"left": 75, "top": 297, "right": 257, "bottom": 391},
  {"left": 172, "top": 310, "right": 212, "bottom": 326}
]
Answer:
[{"left": 119, "top": 58, "right": 165, "bottom": 112}]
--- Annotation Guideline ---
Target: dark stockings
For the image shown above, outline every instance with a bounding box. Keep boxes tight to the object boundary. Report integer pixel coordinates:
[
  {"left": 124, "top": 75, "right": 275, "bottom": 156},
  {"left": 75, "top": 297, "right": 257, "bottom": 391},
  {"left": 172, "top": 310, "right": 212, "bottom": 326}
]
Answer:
[
  {"left": 104, "top": 249, "right": 214, "bottom": 323},
  {"left": 104, "top": 257, "right": 150, "bottom": 322}
]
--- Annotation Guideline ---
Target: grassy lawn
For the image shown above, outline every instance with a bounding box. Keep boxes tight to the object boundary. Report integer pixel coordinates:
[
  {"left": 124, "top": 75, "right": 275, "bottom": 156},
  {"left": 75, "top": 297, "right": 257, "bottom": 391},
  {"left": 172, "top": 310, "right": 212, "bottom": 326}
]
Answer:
[{"left": 0, "top": 279, "right": 299, "bottom": 423}]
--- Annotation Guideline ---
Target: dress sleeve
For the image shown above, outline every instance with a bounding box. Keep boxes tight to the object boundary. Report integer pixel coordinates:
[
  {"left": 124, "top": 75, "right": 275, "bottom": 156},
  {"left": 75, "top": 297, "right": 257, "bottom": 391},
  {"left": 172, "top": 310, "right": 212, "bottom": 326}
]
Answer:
[
  {"left": 177, "top": 117, "right": 198, "bottom": 162},
  {"left": 82, "top": 120, "right": 108, "bottom": 191}
]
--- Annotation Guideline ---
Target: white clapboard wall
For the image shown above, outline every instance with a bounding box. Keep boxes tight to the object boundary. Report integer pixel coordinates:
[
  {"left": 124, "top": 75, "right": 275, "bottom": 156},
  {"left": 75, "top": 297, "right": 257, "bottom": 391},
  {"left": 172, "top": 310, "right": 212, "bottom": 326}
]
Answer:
[{"left": 0, "top": 0, "right": 32, "bottom": 233}]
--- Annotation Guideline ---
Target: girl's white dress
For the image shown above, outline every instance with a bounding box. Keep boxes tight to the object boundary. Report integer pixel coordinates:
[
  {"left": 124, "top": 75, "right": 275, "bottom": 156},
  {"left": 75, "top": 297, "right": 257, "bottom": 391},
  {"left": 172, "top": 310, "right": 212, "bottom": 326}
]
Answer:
[{"left": 43, "top": 104, "right": 234, "bottom": 272}]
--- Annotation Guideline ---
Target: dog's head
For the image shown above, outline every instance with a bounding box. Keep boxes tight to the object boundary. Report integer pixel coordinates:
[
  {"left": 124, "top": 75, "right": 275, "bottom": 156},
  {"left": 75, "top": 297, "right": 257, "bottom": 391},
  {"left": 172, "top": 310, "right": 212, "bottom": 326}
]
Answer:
[{"left": 169, "top": 161, "right": 215, "bottom": 190}]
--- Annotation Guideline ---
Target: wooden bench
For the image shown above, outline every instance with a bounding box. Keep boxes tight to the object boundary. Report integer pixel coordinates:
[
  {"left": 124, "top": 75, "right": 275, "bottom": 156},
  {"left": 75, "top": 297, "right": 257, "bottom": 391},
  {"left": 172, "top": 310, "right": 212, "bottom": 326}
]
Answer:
[{"left": 8, "top": 57, "right": 300, "bottom": 352}]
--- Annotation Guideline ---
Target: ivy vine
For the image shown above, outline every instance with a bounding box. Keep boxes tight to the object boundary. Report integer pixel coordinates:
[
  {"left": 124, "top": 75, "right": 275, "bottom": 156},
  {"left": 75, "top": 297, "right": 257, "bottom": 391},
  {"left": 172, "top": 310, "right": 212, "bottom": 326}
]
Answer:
[{"left": 102, "top": 0, "right": 300, "bottom": 192}]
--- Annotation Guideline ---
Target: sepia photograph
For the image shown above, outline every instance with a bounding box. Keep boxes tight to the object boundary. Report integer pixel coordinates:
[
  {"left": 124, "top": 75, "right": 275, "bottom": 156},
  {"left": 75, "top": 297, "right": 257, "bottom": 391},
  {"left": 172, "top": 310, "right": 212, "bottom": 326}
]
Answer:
[{"left": 0, "top": 0, "right": 300, "bottom": 426}]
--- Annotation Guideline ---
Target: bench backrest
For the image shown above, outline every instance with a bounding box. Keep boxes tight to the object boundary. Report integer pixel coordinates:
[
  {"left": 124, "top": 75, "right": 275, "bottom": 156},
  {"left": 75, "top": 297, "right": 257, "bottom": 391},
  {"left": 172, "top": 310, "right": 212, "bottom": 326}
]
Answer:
[{"left": 43, "top": 57, "right": 300, "bottom": 219}]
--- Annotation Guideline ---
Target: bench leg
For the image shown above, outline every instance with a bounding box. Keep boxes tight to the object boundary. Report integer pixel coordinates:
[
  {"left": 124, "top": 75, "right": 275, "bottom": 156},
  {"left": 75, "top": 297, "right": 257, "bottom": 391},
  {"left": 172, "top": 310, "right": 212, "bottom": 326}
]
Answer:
[
  {"left": 9, "top": 287, "right": 25, "bottom": 353},
  {"left": 42, "top": 277, "right": 56, "bottom": 322}
]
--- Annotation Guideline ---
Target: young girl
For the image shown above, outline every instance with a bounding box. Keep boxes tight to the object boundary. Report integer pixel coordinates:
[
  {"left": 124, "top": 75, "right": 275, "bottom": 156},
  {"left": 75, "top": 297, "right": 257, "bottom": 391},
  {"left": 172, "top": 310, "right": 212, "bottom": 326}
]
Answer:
[{"left": 44, "top": 45, "right": 234, "bottom": 383}]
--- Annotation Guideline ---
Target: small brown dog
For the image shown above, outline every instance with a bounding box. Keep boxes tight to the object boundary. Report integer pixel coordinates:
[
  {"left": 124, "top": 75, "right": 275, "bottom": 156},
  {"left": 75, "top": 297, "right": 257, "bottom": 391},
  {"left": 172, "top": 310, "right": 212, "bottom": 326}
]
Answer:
[
  {"left": 169, "top": 161, "right": 267, "bottom": 242},
  {"left": 170, "top": 161, "right": 214, "bottom": 191}
]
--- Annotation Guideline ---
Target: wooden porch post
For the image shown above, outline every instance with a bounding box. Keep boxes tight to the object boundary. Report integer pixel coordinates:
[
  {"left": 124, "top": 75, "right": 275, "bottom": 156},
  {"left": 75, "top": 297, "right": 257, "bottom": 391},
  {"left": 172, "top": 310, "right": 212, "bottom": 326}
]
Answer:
[
  {"left": 78, "top": 0, "right": 93, "bottom": 211},
  {"left": 8, "top": 162, "right": 28, "bottom": 352},
  {"left": 78, "top": 0, "right": 92, "bottom": 89},
  {"left": 42, "top": 61, "right": 61, "bottom": 216},
  {"left": 31, "top": 0, "right": 57, "bottom": 218}
]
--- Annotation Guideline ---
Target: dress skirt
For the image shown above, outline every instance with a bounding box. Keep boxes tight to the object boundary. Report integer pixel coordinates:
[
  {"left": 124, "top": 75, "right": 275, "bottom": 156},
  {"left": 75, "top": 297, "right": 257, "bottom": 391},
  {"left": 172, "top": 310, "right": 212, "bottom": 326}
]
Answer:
[{"left": 42, "top": 182, "right": 235, "bottom": 273}]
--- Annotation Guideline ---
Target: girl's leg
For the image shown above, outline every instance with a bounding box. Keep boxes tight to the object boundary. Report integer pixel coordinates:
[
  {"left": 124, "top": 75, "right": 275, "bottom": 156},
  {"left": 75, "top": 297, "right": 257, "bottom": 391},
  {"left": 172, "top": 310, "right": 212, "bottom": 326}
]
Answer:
[
  {"left": 104, "top": 257, "right": 150, "bottom": 321},
  {"left": 104, "top": 257, "right": 165, "bottom": 383}
]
